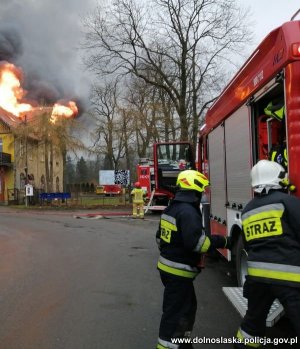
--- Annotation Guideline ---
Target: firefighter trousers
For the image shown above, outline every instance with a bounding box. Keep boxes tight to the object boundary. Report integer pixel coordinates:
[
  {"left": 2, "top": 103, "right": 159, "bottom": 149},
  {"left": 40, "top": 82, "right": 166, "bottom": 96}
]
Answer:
[
  {"left": 157, "top": 271, "right": 196, "bottom": 348},
  {"left": 132, "top": 201, "right": 144, "bottom": 218},
  {"left": 234, "top": 278, "right": 300, "bottom": 348}
]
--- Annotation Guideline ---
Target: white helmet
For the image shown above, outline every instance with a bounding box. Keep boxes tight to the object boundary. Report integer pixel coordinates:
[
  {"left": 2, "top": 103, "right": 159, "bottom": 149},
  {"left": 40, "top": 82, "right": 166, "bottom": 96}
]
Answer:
[{"left": 251, "top": 160, "right": 286, "bottom": 193}]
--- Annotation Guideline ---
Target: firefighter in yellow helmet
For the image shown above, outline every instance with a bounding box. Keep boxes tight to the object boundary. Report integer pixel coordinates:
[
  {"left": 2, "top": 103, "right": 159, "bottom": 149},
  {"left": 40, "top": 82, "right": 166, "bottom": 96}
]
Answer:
[
  {"left": 156, "top": 170, "right": 231, "bottom": 349},
  {"left": 234, "top": 160, "right": 300, "bottom": 348},
  {"left": 130, "top": 181, "right": 146, "bottom": 219}
]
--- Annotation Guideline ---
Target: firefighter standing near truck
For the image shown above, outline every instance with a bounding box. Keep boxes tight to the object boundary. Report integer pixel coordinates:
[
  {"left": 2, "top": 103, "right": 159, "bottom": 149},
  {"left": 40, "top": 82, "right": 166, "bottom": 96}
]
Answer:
[
  {"left": 234, "top": 160, "right": 300, "bottom": 348},
  {"left": 156, "top": 170, "right": 231, "bottom": 349},
  {"left": 130, "top": 181, "right": 146, "bottom": 219}
]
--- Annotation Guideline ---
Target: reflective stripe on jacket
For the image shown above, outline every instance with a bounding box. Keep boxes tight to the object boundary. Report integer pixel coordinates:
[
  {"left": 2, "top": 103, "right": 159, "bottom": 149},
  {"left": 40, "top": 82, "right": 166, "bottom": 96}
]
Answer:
[
  {"left": 157, "top": 256, "right": 199, "bottom": 279},
  {"left": 160, "top": 213, "right": 211, "bottom": 252},
  {"left": 269, "top": 145, "right": 287, "bottom": 169},
  {"left": 247, "top": 261, "right": 300, "bottom": 283},
  {"left": 156, "top": 190, "right": 226, "bottom": 278},
  {"left": 236, "top": 328, "right": 261, "bottom": 348},
  {"left": 241, "top": 190, "right": 300, "bottom": 287},
  {"left": 242, "top": 203, "right": 284, "bottom": 242},
  {"left": 157, "top": 337, "right": 179, "bottom": 349}
]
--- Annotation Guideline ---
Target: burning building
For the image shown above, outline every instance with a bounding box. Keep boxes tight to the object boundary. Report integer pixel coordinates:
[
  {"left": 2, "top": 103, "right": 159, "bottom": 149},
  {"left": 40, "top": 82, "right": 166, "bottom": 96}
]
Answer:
[{"left": 0, "top": 61, "right": 78, "bottom": 204}]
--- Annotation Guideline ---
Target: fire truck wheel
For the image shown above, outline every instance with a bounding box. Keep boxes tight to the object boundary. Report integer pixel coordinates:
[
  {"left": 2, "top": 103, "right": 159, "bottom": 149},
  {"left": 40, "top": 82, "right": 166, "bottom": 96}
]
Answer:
[{"left": 235, "top": 234, "right": 248, "bottom": 287}]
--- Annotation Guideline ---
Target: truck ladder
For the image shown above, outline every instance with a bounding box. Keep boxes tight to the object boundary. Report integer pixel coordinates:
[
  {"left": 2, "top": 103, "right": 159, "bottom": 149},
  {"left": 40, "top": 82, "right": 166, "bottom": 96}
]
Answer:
[
  {"left": 144, "top": 189, "right": 156, "bottom": 214},
  {"left": 144, "top": 189, "right": 167, "bottom": 213},
  {"left": 222, "top": 287, "right": 284, "bottom": 327}
]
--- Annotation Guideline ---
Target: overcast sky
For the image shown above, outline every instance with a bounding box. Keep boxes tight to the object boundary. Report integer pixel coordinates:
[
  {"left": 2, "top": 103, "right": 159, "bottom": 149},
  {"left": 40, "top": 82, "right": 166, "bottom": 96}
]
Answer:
[
  {"left": 0, "top": 0, "right": 96, "bottom": 110},
  {"left": 0, "top": 0, "right": 299, "bottom": 112},
  {"left": 246, "top": 0, "right": 300, "bottom": 44}
]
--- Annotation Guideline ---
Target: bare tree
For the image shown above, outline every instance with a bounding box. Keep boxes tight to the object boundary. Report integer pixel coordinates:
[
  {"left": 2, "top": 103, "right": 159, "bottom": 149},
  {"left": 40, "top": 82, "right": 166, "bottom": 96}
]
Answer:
[
  {"left": 83, "top": 0, "right": 252, "bottom": 145},
  {"left": 90, "top": 81, "right": 127, "bottom": 170},
  {"left": 127, "top": 74, "right": 181, "bottom": 145}
]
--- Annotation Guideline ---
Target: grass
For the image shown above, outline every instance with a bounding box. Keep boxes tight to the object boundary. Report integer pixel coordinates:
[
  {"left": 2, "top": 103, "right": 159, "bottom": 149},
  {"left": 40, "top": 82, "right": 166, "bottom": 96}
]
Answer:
[{"left": 8, "top": 195, "right": 131, "bottom": 210}]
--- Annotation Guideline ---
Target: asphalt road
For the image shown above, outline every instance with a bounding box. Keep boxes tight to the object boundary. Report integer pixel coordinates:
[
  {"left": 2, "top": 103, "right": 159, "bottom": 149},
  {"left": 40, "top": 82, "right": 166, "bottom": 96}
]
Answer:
[{"left": 0, "top": 207, "right": 296, "bottom": 349}]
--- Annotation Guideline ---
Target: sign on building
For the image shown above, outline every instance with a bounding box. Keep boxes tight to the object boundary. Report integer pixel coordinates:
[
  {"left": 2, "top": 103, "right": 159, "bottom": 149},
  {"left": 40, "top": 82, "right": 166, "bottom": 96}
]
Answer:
[{"left": 25, "top": 184, "right": 34, "bottom": 196}]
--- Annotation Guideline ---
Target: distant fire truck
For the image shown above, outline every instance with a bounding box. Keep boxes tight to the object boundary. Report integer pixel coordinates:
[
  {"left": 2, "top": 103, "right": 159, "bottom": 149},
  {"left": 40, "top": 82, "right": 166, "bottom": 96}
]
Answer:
[
  {"left": 95, "top": 184, "right": 122, "bottom": 196},
  {"left": 96, "top": 170, "right": 122, "bottom": 196},
  {"left": 144, "top": 142, "right": 196, "bottom": 212}
]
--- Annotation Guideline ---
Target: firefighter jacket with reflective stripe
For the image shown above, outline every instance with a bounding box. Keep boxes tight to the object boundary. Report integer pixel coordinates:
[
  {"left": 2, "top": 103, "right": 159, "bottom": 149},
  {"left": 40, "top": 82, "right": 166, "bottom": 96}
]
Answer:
[
  {"left": 156, "top": 190, "right": 227, "bottom": 278},
  {"left": 241, "top": 190, "right": 300, "bottom": 287},
  {"left": 131, "top": 188, "right": 145, "bottom": 203}
]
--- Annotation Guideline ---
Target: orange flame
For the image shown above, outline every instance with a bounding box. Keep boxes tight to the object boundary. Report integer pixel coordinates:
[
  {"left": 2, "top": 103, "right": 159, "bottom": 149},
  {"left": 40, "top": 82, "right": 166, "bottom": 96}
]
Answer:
[
  {"left": 0, "top": 61, "right": 78, "bottom": 122},
  {"left": 0, "top": 62, "right": 33, "bottom": 116},
  {"left": 50, "top": 101, "right": 78, "bottom": 123}
]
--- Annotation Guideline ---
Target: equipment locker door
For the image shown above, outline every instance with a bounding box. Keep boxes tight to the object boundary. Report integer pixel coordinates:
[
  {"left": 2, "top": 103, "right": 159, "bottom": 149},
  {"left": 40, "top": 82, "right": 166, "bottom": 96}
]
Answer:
[
  {"left": 225, "top": 104, "right": 252, "bottom": 209},
  {"left": 208, "top": 125, "right": 226, "bottom": 223}
]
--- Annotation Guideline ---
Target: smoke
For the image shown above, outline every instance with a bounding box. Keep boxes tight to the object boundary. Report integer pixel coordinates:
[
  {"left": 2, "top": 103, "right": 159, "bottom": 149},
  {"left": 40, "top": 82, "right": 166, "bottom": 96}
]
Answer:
[
  {"left": 0, "top": 0, "right": 95, "bottom": 111},
  {"left": 0, "top": 25, "right": 23, "bottom": 61}
]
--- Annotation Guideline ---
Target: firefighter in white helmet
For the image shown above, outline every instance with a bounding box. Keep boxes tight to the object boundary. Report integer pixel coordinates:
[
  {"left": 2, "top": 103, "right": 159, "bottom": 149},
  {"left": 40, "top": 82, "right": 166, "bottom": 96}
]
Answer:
[
  {"left": 130, "top": 181, "right": 146, "bottom": 218},
  {"left": 234, "top": 160, "right": 300, "bottom": 348},
  {"left": 156, "top": 170, "right": 231, "bottom": 349}
]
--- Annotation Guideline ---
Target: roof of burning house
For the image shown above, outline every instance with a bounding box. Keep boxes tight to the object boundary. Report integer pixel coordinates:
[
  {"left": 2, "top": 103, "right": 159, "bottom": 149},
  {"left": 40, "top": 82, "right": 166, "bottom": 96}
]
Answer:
[
  {"left": 0, "top": 106, "right": 53, "bottom": 129},
  {"left": 0, "top": 107, "right": 20, "bottom": 128}
]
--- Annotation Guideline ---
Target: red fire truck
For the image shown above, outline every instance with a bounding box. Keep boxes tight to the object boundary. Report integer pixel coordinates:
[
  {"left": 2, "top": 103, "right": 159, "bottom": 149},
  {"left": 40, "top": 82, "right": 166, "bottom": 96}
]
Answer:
[
  {"left": 95, "top": 184, "right": 122, "bottom": 196},
  {"left": 136, "top": 158, "right": 170, "bottom": 211},
  {"left": 152, "top": 20, "right": 300, "bottom": 325},
  {"left": 196, "top": 19, "right": 300, "bottom": 288},
  {"left": 148, "top": 142, "right": 197, "bottom": 214},
  {"left": 153, "top": 20, "right": 300, "bottom": 287}
]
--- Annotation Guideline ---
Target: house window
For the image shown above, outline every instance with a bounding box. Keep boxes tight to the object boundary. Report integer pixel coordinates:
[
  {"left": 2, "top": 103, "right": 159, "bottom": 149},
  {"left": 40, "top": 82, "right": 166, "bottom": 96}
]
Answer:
[
  {"left": 40, "top": 145, "right": 44, "bottom": 162},
  {"left": 20, "top": 173, "right": 25, "bottom": 189},
  {"left": 20, "top": 140, "right": 24, "bottom": 157},
  {"left": 0, "top": 138, "right": 3, "bottom": 153},
  {"left": 28, "top": 174, "right": 35, "bottom": 186},
  {"left": 40, "top": 175, "right": 45, "bottom": 190},
  {"left": 28, "top": 143, "right": 33, "bottom": 161}
]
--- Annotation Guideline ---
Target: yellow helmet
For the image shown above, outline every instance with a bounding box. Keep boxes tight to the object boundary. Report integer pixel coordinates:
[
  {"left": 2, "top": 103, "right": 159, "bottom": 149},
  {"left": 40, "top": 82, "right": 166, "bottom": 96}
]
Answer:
[{"left": 176, "top": 170, "right": 210, "bottom": 193}]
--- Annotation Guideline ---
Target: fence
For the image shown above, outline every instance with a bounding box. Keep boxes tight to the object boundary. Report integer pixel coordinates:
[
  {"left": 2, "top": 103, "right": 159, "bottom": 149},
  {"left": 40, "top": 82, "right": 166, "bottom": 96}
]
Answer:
[
  {"left": 7, "top": 188, "right": 43, "bottom": 205},
  {"left": 7, "top": 188, "right": 129, "bottom": 207}
]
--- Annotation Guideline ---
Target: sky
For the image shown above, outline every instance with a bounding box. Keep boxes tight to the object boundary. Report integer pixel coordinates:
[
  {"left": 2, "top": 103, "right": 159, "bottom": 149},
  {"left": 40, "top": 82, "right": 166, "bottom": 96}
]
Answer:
[
  {"left": 0, "top": 0, "right": 299, "bottom": 117},
  {"left": 0, "top": 0, "right": 96, "bottom": 113},
  {"left": 245, "top": 0, "right": 300, "bottom": 44}
]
